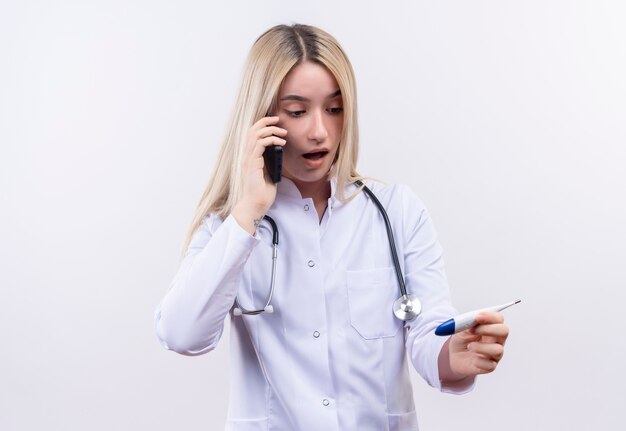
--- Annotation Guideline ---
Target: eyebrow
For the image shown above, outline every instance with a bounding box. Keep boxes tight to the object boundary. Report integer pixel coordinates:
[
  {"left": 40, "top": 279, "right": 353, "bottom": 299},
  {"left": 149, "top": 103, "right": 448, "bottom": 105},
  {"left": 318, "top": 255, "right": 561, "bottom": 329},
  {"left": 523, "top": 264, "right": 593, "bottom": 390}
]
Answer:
[{"left": 279, "top": 89, "right": 342, "bottom": 102}]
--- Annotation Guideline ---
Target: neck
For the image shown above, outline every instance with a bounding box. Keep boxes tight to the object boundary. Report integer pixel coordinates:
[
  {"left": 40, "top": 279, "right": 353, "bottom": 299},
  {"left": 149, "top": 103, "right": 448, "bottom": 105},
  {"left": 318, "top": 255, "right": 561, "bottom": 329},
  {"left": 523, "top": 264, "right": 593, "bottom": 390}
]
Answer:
[{"left": 288, "top": 176, "right": 331, "bottom": 220}]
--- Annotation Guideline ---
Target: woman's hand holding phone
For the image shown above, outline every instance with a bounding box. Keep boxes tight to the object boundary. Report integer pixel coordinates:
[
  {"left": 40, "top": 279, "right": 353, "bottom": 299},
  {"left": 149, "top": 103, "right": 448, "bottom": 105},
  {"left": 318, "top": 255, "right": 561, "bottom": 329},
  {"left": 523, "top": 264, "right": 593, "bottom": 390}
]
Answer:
[{"left": 231, "top": 116, "right": 287, "bottom": 234}]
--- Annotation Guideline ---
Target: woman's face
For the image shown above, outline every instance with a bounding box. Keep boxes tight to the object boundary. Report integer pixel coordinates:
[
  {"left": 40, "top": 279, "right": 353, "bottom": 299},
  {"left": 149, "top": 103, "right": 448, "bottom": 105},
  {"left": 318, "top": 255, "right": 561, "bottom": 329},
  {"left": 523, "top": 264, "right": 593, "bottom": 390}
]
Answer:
[{"left": 276, "top": 61, "right": 344, "bottom": 191}]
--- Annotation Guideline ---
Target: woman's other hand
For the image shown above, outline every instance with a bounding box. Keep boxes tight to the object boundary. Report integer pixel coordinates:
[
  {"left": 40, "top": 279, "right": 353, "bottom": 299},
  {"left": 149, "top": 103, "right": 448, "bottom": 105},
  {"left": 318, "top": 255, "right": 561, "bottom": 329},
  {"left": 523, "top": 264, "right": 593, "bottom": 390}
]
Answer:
[{"left": 438, "top": 311, "right": 510, "bottom": 382}]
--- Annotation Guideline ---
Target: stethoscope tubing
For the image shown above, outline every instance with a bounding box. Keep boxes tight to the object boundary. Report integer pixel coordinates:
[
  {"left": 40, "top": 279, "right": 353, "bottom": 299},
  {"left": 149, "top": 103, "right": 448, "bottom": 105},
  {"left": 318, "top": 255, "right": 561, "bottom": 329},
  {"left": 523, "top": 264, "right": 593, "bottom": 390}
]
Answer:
[
  {"left": 233, "top": 215, "right": 279, "bottom": 316},
  {"left": 233, "top": 181, "right": 419, "bottom": 320},
  {"left": 354, "top": 180, "right": 408, "bottom": 298}
]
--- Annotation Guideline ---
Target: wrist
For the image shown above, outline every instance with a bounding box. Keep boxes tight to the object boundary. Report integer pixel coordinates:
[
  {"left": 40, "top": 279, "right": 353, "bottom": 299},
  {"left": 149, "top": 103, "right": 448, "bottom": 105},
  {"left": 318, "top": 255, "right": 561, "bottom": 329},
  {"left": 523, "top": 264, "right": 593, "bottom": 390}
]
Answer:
[
  {"left": 231, "top": 201, "right": 266, "bottom": 235},
  {"left": 438, "top": 338, "right": 468, "bottom": 383}
]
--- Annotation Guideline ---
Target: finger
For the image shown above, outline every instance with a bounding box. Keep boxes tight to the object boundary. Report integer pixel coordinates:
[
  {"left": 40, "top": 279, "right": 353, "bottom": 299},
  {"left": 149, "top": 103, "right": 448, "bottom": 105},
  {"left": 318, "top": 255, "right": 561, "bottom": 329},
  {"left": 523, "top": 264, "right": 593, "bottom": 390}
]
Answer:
[
  {"left": 470, "top": 356, "right": 499, "bottom": 374},
  {"left": 257, "top": 135, "right": 286, "bottom": 147},
  {"left": 246, "top": 123, "right": 287, "bottom": 155},
  {"left": 257, "top": 125, "right": 288, "bottom": 138},
  {"left": 250, "top": 136, "right": 287, "bottom": 159},
  {"left": 252, "top": 126, "right": 288, "bottom": 142},
  {"left": 252, "top": 116, "right": 280, "bottom": 129},
  {"left": 474, "top": 311, "right": 504, "bottom": 325},
  {"left": 468, "top": 341, "right": 505, "bottom": 362},
  {"left": 453, "top": 329, "right": 481, "bottom": 346},
  {"left": 246, "top": 117, "right": 282, "bottom": 149},
  {"left": 472, "top": 323, "right": 510, "bottom": 341},
  {"left": 478, "top": 335, "right": 500, "bottom": 346},
  {"left": 448, "top": 331, "right": 481, "bottom": 357}
]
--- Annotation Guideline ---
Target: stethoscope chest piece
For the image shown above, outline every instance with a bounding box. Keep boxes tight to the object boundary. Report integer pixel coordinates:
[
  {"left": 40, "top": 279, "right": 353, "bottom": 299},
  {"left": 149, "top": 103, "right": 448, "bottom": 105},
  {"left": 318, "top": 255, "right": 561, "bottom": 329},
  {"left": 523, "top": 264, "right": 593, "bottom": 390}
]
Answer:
[{"left": 393, "top": 294, "right": 421, "bottom": 321}]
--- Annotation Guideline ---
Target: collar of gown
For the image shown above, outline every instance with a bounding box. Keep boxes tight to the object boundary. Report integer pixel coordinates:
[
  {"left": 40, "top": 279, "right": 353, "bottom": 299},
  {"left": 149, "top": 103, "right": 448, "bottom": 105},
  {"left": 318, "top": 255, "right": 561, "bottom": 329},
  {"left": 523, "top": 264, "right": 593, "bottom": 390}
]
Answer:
[{"left": 276, "top": 176, "right": 339, "bottom": 202}]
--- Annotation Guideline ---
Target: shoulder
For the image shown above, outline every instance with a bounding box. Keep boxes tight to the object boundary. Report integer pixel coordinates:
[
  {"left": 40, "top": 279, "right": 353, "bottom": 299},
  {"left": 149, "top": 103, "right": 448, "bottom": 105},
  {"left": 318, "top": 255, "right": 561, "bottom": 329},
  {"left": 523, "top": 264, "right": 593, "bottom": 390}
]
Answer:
[
  {"left": 362, "top": 180, "right": 436, "bottom": 244},
  {"left": 352, "top": 179, "right": 433, "bottom": 235},
  {"left": 357, "top": 179, "right": 428, "bottom": 214}
]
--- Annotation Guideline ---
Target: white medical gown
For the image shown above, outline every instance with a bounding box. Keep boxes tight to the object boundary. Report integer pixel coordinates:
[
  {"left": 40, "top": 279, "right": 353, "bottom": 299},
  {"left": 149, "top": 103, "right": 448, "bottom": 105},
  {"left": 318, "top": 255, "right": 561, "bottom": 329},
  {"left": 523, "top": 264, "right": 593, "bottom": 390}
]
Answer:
[{"left": 155, "top": 178, "right": 475, "bottom": 430}]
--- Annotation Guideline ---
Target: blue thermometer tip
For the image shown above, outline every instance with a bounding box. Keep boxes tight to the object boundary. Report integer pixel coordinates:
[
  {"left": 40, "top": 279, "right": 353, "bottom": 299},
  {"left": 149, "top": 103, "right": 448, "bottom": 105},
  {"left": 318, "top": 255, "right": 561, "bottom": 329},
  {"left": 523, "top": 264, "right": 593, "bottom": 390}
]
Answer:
[{"left": 434, "top": 318, "right": 455, "bottom": 336}]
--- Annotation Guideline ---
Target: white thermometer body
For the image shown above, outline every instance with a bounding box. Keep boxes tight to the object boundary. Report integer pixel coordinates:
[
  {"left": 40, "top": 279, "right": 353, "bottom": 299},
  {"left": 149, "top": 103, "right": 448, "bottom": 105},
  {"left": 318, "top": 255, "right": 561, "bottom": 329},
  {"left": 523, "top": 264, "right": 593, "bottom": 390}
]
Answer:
[{"left": 435, "top": 299, "right": 521, "bottom": 336}]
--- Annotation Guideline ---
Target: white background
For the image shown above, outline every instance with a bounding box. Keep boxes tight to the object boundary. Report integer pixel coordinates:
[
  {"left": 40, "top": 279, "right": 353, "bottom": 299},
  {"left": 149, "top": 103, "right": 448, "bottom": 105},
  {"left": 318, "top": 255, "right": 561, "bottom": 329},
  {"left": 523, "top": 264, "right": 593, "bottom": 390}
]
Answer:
[{"left": 1, "top": 1, "right": 625, "bottom": 430}]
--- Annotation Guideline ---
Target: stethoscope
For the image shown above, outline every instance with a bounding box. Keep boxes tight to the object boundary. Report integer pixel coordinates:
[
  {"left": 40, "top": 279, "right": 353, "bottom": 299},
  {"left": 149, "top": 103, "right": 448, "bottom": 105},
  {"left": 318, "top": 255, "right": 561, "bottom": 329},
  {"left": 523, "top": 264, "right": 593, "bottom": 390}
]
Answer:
[{"left": 233, "top": 180, "right": 422, "bottom": 321}]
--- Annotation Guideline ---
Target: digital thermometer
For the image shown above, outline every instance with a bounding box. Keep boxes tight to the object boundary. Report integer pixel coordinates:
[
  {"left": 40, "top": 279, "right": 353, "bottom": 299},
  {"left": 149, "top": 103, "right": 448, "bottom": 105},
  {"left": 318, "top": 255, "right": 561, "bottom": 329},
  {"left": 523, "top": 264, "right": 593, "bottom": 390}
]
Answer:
[{"left": 435, "top": 299, "right": 521, "bottom": 336}]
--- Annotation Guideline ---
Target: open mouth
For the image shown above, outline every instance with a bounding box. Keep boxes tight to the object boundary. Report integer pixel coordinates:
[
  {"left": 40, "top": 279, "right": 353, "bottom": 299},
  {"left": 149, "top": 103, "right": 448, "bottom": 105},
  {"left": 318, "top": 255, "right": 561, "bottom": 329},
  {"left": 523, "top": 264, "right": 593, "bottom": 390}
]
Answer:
[{"left": 302, "top": 151, "right": 328, "bottom": 160}]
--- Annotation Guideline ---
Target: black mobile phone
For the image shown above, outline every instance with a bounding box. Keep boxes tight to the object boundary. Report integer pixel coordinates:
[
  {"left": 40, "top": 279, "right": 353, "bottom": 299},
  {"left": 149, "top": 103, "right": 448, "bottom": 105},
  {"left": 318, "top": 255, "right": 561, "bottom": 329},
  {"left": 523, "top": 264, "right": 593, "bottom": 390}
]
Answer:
[{"left": 263, "top": 145, "right": 283, "bottom": 183}]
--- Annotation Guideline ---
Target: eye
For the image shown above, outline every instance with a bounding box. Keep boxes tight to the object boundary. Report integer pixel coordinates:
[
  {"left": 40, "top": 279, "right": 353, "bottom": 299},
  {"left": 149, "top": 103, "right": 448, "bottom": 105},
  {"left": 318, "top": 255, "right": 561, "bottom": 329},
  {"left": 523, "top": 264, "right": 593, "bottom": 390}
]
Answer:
[
  {"left": 285, "top": 110, "right": 306, "bottom": 118},
  {"left": 327, "top": 107, "right": 344, "bottom": 115}
]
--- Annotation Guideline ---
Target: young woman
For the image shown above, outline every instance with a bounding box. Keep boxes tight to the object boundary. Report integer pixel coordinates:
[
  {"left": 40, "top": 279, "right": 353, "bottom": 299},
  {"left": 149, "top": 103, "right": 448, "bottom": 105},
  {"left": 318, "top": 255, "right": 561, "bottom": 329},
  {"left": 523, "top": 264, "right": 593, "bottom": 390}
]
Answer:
[{"left": 155, "top": 24, "right": 510, "bottom": 430}]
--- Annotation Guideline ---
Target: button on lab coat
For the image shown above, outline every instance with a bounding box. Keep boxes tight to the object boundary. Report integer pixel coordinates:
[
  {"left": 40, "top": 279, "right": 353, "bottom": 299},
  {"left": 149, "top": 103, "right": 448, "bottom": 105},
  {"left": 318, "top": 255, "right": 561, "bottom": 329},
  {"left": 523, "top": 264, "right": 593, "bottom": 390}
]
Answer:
[{"left": 155, "top": 179, "right": 475, "bottom": 430}]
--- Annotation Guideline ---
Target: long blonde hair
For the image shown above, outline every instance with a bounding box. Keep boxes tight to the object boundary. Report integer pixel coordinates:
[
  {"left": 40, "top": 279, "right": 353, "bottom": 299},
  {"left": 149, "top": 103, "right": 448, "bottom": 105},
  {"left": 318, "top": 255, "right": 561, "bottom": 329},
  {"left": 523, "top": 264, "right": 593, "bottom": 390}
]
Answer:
[{"left": 183, "top": 24, "right": 361, "bottom": 251}]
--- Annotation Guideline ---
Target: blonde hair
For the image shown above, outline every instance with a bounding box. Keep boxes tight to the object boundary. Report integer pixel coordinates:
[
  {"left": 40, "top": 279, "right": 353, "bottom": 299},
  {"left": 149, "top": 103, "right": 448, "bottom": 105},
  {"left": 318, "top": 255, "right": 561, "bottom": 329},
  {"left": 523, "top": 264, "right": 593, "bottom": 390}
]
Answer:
[{"left": 183, "top": 24, "right": 361, "bottom": 251}]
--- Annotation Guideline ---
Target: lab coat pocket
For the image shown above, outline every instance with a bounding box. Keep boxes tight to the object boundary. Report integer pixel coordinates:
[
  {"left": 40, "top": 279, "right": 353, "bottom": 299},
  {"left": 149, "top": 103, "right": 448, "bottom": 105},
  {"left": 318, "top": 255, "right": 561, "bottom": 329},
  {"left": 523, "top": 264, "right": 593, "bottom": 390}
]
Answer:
[{"left": 347, "top": 267, "right": 402, "bottom": 339}]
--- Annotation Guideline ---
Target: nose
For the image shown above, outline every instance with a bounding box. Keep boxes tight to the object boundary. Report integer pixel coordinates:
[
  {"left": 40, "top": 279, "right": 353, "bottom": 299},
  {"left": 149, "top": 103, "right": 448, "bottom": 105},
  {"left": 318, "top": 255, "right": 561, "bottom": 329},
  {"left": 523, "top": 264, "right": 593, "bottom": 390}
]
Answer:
[{"left": 307, "top": 109, "right": 328, "bottom": 143}]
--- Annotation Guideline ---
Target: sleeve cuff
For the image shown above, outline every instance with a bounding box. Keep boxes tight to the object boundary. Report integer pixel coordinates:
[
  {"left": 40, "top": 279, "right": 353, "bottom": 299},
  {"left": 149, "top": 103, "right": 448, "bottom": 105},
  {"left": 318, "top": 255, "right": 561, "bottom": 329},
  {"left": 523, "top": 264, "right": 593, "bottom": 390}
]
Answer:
[
  {"left": 440, "top": 374, "right": 477, "bottom": 395},
  {"left": 222, "top": 214, "right": 261, "bottom": 245}
]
